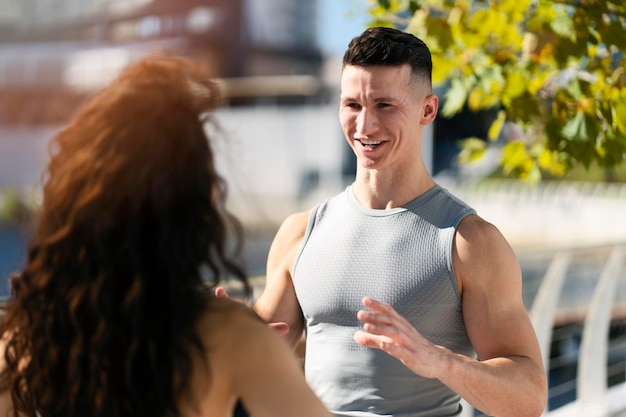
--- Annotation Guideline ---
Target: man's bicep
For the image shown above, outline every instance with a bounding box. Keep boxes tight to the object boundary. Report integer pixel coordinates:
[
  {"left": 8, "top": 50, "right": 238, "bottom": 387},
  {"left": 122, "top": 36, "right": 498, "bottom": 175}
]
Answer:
[
  {"left": 254, "top": 211, "right": 310, "bottom": 345},
  {"left": 264, "top": 210, "right": 310, "bottom": 274},
  {"left": 254, "top": 272, "right": 304, "bottom": 343},
  {"left": 463, "top": 286, "right": 539, "bottom": 362},
  {"left": 456, "top": 217, "right": 541, "bottom": 362}
]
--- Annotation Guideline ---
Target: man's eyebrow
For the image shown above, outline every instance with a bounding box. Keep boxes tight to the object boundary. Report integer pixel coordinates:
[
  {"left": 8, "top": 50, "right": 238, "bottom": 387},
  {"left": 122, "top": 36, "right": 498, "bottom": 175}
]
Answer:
[
  {"left": 373, "top": 96, "right": 397, "bottom": 103},
  {"left": 340, "top": 95, "right": 398, "bottom": 102}
]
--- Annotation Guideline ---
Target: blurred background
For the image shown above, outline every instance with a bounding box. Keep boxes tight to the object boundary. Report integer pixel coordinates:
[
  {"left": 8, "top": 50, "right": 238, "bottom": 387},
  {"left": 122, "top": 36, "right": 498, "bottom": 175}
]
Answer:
[
  {"left": 0, "top": 0, "right": 624, "bottom": 415},
  {"left": 0, "top": 0, "right": 369, "bottom": 275}
]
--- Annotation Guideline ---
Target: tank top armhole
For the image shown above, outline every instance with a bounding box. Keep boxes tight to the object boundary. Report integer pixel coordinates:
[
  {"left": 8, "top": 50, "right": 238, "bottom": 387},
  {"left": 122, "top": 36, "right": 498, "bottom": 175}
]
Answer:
[{"left": 291, "top": 201, "right": 327, "bottom": 276}]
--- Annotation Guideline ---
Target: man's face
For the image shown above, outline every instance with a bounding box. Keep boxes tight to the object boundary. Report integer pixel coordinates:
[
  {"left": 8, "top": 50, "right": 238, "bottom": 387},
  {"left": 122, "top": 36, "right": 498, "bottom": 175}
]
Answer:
[{"left": 339, "top": 64, "right": 437, "bottom": 172}]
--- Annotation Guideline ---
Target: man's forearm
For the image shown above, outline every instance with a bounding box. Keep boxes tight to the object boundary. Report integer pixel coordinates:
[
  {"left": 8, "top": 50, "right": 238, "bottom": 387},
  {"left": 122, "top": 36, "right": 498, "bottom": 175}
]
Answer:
[{"left": 440, "top": 353, "right": 547, "bottom": 417}]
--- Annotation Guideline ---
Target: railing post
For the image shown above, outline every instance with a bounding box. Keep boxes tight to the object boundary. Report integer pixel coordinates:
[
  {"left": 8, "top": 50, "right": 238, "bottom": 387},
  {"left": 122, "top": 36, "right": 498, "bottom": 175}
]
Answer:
[
  {"left": 529, "top": 252, "right": 571, "bottom": 416},
  {"left": 577, "top": 248, "right": 623, "bottom": 416},
  {"left": 529, "top": 252, "right": 571, "bottom": 377}
]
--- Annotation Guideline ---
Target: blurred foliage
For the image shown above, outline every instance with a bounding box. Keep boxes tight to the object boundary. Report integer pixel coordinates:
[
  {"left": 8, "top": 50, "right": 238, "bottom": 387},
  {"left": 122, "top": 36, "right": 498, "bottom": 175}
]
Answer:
[
  {"left": 0, "top": 189, "right": 34, "bottom": 225},
  {"left": 367, "top": 0, "right": 626, "bottom": 182}
]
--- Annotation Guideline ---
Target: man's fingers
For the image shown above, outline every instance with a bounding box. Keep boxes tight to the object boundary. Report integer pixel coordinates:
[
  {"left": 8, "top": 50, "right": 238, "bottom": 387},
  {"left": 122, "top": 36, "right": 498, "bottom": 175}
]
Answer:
[
  {"left": 215, "top": 287, "right": 289, "bottom": 336},
  {"left": 269, "top": 322, "right": 290, "bottom": 336},
  {"left": 215, "top": 287, "right": 230, "bottom": 298},
  {"left": 354, "top": 330, "right": 392, "bottom": 350},
  {"left": 362, "top": 296, "right": 393, "bottom": 313}
]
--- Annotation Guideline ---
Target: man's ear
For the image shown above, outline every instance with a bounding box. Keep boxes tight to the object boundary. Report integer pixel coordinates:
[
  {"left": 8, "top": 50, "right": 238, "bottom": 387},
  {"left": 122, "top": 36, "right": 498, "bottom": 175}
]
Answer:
[{"left": 421, "top": 94, "right": 439, "bottom": 125}]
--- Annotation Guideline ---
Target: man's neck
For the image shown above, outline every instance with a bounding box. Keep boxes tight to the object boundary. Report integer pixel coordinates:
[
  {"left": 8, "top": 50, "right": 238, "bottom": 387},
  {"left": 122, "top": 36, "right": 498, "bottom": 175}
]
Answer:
[{"left": 351, "top": 168, "right": 436, "bottom": 210}]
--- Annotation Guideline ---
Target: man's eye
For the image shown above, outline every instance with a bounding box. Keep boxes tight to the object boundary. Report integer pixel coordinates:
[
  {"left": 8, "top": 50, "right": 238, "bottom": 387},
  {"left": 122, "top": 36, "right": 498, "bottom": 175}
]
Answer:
[{"left": 377, "top": 103, "right": 391, "bottom": 108}]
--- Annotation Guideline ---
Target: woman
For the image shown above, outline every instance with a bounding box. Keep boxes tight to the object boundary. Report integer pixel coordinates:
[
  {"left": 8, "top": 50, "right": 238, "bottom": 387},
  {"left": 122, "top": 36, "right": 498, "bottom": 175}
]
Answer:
[{"left": 0, "top": 55, "right": 331, "bottom": 417}]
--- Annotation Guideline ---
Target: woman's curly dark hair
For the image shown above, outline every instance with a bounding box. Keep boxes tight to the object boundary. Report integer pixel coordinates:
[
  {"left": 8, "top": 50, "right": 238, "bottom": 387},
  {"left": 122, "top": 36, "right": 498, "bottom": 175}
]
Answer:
[{"left": 0, "top": 55, "right": 250, "bottom": 417}]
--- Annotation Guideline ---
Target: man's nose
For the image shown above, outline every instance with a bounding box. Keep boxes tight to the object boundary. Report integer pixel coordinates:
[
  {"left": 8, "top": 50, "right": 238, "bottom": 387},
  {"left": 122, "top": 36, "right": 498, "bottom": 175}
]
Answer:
[{"left": 355, "top": 109, "right": 378, "bottom": 137}]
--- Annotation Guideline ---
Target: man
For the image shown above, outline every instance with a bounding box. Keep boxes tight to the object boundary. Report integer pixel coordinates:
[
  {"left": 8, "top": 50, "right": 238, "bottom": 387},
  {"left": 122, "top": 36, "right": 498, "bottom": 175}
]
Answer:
[{"left": 253, "top": 27, "right": 547, "bottom": 417}]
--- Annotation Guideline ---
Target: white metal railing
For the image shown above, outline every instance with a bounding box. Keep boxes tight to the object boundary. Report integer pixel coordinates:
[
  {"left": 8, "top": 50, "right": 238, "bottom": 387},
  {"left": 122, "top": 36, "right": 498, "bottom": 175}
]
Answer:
[
  {"left": 461, "top": 245, "right": 626, "bottom": 417},
  {"left": 545, "top": 248, "right": 626, "bottom": 417}
]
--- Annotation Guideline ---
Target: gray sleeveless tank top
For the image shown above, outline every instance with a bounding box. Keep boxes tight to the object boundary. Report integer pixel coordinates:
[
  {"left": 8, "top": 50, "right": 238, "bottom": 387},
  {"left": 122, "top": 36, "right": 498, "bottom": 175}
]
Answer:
[{"left": 292, "top": 185, "right": 476, "bottom": 417}]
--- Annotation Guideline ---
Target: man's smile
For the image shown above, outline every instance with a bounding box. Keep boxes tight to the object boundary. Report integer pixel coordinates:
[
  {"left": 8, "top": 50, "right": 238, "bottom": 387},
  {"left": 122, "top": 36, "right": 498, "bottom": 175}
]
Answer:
[{"left": 357, "top": 139, "right": 382, "bottom": 148}]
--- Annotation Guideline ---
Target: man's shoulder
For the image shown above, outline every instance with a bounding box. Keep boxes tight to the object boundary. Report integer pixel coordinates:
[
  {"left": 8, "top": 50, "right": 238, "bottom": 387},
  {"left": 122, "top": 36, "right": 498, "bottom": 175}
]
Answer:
[
  {"left": 455, "top": 214, "right": 513, "bottom": 259},
  {"left": 270, "top": 209, "right": 314, "bottom": 254},
  {"left": 408, "top": 184, "right": 475, "bottom": 228},
  {"left": 281, "top": 210, "right": 312, "bottom": 234}
]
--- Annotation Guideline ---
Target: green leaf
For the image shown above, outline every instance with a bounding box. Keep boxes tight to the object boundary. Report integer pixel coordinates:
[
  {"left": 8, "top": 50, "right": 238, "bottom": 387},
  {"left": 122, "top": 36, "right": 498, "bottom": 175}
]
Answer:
[
  {"left": 457, "top": 138, "right": 487, "bottom": 164},
  {"left": 488, "top": 110, "right": 507, "bottom": 141},
  {"left": 503, "top": 71, "right": 528, "bottom": 103},
  {"left": 615, "top": 98, "right": 626, "bottom": 135},
  {"left": 526, "top": 165, "right": 542, "bottom": 184},
  {"left": 538, "top": 149, "right": 568, "bottom": 176},
  {"left": 550, "top": 12, "right": 575, "bottom": 42},
  {"left": 566, "top": 79, "right": 581, "bottom": 101},
  {"left": 501, "top": 141, "right": 535, "bottom": 178},
  {"left": 478, "top": 65, "right": 504, "bottom": 92},
  {"left": 442, "top": 78, "right": 468, "bottom": 117},
  {"left": 561, "top": 110, "right": 587, "bottom": 141}
]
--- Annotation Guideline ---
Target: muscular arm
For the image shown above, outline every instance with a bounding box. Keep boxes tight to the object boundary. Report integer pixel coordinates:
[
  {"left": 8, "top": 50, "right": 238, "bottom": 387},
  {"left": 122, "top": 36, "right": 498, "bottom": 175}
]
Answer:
[
  {"left": 253, "top": 211, "right": 311, "bottom": 349},
  {"left": 442, "top": 214, "right": 547, "bottom": 416},
  {"left": 355, "top": 214, "right": 547, "bottom": 417}
]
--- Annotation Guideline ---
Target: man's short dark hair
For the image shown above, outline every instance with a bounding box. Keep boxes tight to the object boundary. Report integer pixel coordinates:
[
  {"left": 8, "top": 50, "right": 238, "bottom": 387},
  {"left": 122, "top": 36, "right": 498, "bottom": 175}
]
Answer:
[{"left": 343, "top": 27, "right": 432, "bottom": 87}]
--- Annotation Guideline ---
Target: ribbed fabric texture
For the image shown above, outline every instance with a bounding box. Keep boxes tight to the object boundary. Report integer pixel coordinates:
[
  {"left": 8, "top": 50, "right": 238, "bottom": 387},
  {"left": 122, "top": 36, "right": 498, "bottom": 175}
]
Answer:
[{"left": 293, "top": 185, "right": 476, "bottom": 417}]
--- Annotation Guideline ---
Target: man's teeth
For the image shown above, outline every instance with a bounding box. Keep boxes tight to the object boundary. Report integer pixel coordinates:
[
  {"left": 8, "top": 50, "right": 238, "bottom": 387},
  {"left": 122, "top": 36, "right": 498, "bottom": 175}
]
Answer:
[{"left": 360, "top": 140, "right": 381, "bottom": 146}]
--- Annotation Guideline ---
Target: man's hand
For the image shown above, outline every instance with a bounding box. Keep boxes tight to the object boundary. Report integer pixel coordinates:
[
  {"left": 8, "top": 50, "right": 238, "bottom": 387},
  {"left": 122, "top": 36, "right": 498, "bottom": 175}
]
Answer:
[
  {"left": 214, "top": 287, "right": 231, "bottom": 298},
  {"left": 354, "top": 296, "right": 448, "bottom": 380},
  {"left": 215, "top": 286, "right": 290, "bottom": 336}
]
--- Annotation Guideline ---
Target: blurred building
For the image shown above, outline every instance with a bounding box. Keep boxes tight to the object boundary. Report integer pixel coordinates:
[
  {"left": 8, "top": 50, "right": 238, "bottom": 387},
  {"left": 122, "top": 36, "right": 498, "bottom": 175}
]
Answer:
[{"left": 0, "top": 0, "right": 324, "bottom": 125}]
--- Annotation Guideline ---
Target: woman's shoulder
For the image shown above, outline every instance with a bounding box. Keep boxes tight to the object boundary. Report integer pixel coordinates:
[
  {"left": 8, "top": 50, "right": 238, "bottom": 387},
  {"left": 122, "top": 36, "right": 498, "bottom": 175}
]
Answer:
[
  {"left": 199, "top": 297, "right": 268, "bottom": 345},
  {"left": 205, "top": 295, "right": 250, "bottom": 312}
]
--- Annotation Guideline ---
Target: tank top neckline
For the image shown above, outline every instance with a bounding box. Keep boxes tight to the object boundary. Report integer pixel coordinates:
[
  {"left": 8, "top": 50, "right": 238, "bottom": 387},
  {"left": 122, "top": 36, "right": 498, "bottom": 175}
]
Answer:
[{"left": 345, "top": 184, "right": 443, "bottom": 217}]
